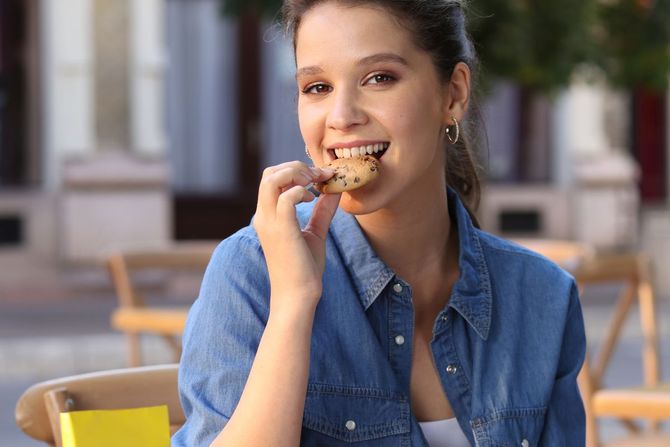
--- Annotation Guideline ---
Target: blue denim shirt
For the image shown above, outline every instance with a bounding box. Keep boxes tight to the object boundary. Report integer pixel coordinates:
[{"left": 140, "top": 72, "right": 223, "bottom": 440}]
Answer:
[{"left": 174, "top": 188, "right": 586, "bottom": 446}]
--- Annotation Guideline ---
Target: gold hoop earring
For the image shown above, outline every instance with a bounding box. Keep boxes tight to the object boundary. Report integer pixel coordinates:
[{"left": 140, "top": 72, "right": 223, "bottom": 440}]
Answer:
[
  {"left": 305, "top": 145, "right": 312, "bottom": 160},
  {"left": 445, "top": 116, "right": 460, "bottom": 145}
]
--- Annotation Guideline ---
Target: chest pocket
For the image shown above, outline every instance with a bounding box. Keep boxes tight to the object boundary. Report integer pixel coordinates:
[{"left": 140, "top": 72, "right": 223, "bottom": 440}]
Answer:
[
  {"left": 301, "top": 383, "right": 410, "bottom": 445},
  {"left": 471, "top": 407, "right": 546, "bottom": 447}
]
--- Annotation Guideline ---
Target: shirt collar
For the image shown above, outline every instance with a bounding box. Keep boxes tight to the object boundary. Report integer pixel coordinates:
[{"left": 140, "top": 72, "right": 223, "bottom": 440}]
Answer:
[
  {"left": 446, "top": 187, "right": 493, "bottom": 340},
  {"left": 328, "top": 187, "right": 492, "bottom": 340},
  {"left": 329, "top": 207, "right": 397, "bottom": 310}
]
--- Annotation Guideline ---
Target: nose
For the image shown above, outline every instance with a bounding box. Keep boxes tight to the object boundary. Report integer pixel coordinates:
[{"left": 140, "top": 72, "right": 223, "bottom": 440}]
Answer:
[{"left": 326, "top": 87, "right": 367, "bottom": 130}]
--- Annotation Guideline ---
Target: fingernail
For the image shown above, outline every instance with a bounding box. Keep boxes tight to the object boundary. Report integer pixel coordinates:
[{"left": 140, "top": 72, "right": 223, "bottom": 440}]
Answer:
[{"left": 309, "top": 167, "right": 321, "bottom": 177}]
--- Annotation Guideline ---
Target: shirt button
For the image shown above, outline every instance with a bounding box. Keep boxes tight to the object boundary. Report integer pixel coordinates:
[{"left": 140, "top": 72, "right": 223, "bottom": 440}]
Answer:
[
  {"left": 345, "top": 420, "right": 356, "bottom": 431},
  {"left": 393, "top": 283, "right": 403, "bottom": 293},
  {"left": 441, "top": 314, "right": 449, "bottom": 322},
  {"left": 446, "top": 364, "right": 458, "bottom": 375},
  {"left": 394, "top": 335, "right": 405, "bottom": 346},
  {"left": 521, "top": 440, "right": 529, "bottom": 447}
]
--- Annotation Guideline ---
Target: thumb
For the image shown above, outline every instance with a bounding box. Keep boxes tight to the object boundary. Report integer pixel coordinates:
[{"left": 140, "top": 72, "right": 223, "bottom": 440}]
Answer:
[{"left": 304, "top": 193, "right": 341, "bottom": 241}]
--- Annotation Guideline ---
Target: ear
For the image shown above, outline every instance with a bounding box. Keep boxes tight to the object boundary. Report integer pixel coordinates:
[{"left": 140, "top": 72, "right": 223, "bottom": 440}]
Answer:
[{"left": 442, "top": 62, "right": 471, "bottom": 123}]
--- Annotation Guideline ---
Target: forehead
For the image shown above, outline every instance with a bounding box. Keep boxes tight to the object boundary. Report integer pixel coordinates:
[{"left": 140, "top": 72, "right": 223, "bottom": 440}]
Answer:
[{"left": 295, "top": 2, "right": 418, "bottom": 67}]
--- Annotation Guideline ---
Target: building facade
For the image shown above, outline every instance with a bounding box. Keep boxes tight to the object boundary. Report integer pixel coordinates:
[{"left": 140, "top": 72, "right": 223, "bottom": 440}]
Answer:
[{"left": 0, "top": 0, "right": 668, "bottom": 292}]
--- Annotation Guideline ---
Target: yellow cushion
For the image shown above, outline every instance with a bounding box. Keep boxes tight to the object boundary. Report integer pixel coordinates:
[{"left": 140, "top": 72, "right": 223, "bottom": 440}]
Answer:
[{"left": 61, "top": 405, "right": 170, "bottom": 447}]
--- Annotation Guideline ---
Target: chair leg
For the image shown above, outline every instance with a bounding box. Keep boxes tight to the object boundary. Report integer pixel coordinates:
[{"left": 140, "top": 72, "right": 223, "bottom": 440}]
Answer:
[
  {"left": 160, "top": 334, "right": 182, "bottom": 363},
  {"left": 620, "top": 419, "right": 641, "bottom": 433},
  {"left": 127, "top": 333, "right": 142, "bottom": 367},
  {"left": 637, "top": 254, "right": 661, "bottom": 431},
  {"left": 638, "top": 278, "right": 660, "bottom": 382},
  {"left": 172, "top": 344, "right": 183, "bottom": 363},
  {"left": 579, "top": 356, "right": 600, "bottom": 447}
]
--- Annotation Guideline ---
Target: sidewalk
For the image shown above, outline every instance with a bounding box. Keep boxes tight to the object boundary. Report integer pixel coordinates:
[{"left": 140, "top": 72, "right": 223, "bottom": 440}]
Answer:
[{"left": 1, "top": 267, "right": 669, "bottom": 444}]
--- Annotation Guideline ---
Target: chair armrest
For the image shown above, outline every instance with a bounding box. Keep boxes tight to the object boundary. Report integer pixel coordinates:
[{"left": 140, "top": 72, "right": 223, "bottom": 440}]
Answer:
[
  {"left": 110, "top": 307, "right": 189, "bottom": 334},
  {"left": 592, "top": 385, "right": 670, "bottom": 420},
  {"left": 15, "top": 364, "right": 183, "bottom": 444}
]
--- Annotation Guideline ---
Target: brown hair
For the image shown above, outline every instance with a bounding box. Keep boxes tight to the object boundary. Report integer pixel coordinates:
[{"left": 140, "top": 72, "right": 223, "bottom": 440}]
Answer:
[{"left": 282, "top": 0, "right": 483, "bottom": 217}]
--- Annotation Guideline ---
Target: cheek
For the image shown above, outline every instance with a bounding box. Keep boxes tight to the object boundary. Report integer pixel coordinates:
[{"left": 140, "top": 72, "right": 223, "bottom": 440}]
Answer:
[
  {"left": 298, "top": 105, "right": 329, "bottom": 164},
  {"left": 377, "top": 90, "right": 441, "bottom": 139},
  {"left": 406, "top": 95, "right": 441, "bottom": 130},
  {"left": 298, "top": 105, "right": 320, "bottom": 141}
]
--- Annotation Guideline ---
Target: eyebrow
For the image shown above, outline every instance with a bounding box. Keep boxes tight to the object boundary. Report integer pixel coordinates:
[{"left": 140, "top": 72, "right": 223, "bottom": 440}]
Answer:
[{"left": 295, "top": 52, "right": 409, "bottom": 80}]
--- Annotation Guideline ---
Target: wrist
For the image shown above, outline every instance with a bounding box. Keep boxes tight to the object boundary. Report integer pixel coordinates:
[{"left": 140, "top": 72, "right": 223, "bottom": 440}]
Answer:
[{"left": 268, "top": 299, "right": 317, "bottom": 332}]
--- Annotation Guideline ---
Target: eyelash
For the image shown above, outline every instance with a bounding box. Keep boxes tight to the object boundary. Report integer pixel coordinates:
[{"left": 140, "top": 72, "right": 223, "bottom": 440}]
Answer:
[
  {"left": 368, "top": 73, "right": 395, "bottom": 85},
  {"left": 301, "top": 73, "right": 396, "bottom": 95},
  {"left": 302, "top": 83, "right": 331, "bottom": 95}
]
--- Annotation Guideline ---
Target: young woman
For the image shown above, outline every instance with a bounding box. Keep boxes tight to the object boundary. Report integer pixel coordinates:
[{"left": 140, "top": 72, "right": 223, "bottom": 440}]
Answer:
[{"left": 173, "top": 1, "right": 587, "bottom": 446}]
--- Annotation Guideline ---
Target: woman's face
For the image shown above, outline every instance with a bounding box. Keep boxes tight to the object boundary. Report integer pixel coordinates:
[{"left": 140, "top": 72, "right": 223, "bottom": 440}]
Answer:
[{"left": 295, "top": 2, "right": 455, "bottom": 215}]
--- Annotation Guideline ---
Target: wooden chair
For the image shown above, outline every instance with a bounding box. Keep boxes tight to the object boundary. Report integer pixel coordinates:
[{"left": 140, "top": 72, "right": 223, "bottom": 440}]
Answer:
[
  {"left": 14, "top": 364, "right": 184, "bottom": 447},
  {"left": 574, "top": 252, "right": 670, "bottom": 446},
  {"left": 516, "top": 239, "right": 670, "bottom": 446},
  {"left": 106, "top": 242, "right": 216, "bottom": 366}
]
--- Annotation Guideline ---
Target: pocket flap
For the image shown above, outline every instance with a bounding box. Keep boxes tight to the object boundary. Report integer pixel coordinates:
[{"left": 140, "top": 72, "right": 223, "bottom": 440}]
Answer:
[
  {"left": 303, "top": 384, "right": 410, "bottom": 442},
  {"left": 472, "top": 407, "right": 546, "bottom": 447}
]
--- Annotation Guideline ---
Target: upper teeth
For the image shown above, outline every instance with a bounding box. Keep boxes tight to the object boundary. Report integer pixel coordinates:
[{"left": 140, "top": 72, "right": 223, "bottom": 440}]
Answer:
[{"left": 334, "top": 143, "right": 389, "bottom": 159}]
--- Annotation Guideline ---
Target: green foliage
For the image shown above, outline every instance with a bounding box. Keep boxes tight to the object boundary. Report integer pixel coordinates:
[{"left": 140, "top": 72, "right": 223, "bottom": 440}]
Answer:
[
  {"left": 221, "top": 0, "right": 282, "bottom": 17},
  {"left": 596, "top": 0, "right": 670, "bottom": 91},
  {"left": 467, "top": 0, "right": 598, "bottom": 94},
  {"left": 220, "top": 0, "right": 670, "bottom": 91}
]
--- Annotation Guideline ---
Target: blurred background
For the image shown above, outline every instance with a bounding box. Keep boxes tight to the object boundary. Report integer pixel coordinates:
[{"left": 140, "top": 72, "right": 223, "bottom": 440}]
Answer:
[{"left": 0, "top": 0, "right": 669, "bottom": 445}]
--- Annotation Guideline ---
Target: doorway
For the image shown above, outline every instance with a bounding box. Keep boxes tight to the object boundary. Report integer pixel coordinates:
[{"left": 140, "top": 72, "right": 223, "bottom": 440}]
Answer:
[{"left": 0, "top": 0, "right": 39, "bottom": 188}]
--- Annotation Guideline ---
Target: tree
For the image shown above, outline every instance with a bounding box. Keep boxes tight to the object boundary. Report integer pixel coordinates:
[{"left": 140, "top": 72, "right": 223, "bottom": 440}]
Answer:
[
  {"left": 221, "top": 0, "right": 280, "bottom": 17},
  {"left": 467, "top": 0, "right": 599, "bottom": 182},
  {"left": 596, "top": 0, "right": 670, "bottom": 202},
  {"left": 596, "top": 0, "right": 670, "bottom": 92},
  {"left": 467, "top": 0, "right": 598, "bottom": 94}
]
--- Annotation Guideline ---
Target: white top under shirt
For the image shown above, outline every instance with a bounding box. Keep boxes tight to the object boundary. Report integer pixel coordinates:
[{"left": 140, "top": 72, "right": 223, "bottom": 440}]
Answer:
[{"left": 418, "top": 418, "right": 471, "bottom": 447}]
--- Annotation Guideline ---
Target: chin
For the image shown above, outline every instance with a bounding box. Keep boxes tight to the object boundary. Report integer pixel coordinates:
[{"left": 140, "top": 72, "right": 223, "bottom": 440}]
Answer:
[{"left": 337, "top": 187, "right": 387, "bottom": 216}]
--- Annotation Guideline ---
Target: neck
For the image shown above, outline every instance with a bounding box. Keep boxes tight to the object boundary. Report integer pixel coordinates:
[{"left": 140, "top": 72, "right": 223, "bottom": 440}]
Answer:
[{"left": 355, "top": 188, "right": 454, "bottom": 284}]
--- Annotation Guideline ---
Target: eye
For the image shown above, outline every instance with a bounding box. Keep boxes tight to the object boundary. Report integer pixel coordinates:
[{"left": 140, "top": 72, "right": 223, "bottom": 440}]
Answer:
[
  {"left": 365, "top": 73, "right": 395, "bottom": 85},
  {"left": 302, "top": 83, "right": 332, "bottom": 95}
]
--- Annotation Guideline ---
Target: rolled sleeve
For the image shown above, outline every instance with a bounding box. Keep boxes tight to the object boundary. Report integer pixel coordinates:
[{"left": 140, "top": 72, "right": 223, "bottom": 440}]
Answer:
[
  {"left": 540, "top": 281, "right": 587, "bottom": 445},
  {"left": 172, "top": 230, "right": 270, "bottom": 446}
]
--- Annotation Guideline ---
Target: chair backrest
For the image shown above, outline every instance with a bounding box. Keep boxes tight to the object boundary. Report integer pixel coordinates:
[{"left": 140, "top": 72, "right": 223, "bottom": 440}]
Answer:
[
  {"left": 573, "top": 252, "right": 660, "bottom": 391},
  {"left": 15, "top": 364, "right": 184, "bottom": 447},
  {"left": 512, "top": 238, "right": 594, "bottom": 270},
  {"left": 106, "top": 242, "right": 216, "bottom": 308},
  {"left": 516, "top": 240, "right": 659, "bottom": 387},
  {"left": 516, "top": 239, "right": 661, "bottom": 445}
]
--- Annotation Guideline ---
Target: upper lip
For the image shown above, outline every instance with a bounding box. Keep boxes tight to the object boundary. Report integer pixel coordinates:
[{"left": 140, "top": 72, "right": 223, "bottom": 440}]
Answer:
[{"left": 327, "top": 140, "right": 389, "bottom": 149}]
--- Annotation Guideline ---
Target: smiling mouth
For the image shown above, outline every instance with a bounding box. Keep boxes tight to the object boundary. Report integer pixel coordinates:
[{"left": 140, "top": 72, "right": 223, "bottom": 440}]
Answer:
[{"left": 328, "top": 142, "right": 390, "bottom": 161}]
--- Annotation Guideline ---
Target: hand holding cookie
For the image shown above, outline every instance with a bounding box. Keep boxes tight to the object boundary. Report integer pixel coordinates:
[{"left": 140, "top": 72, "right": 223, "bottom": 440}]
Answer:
[{"left": 253, "top": 161, "right": 340, "bottom": 311}]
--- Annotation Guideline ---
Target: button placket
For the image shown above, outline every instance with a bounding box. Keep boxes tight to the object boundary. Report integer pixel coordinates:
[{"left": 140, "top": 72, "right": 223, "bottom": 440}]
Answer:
[
  {"left": 387, "top": 279, "right": 413, "bottom": 394},
  {"left": 432, "top": 307, "right": 472, "bottom": 426}
]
